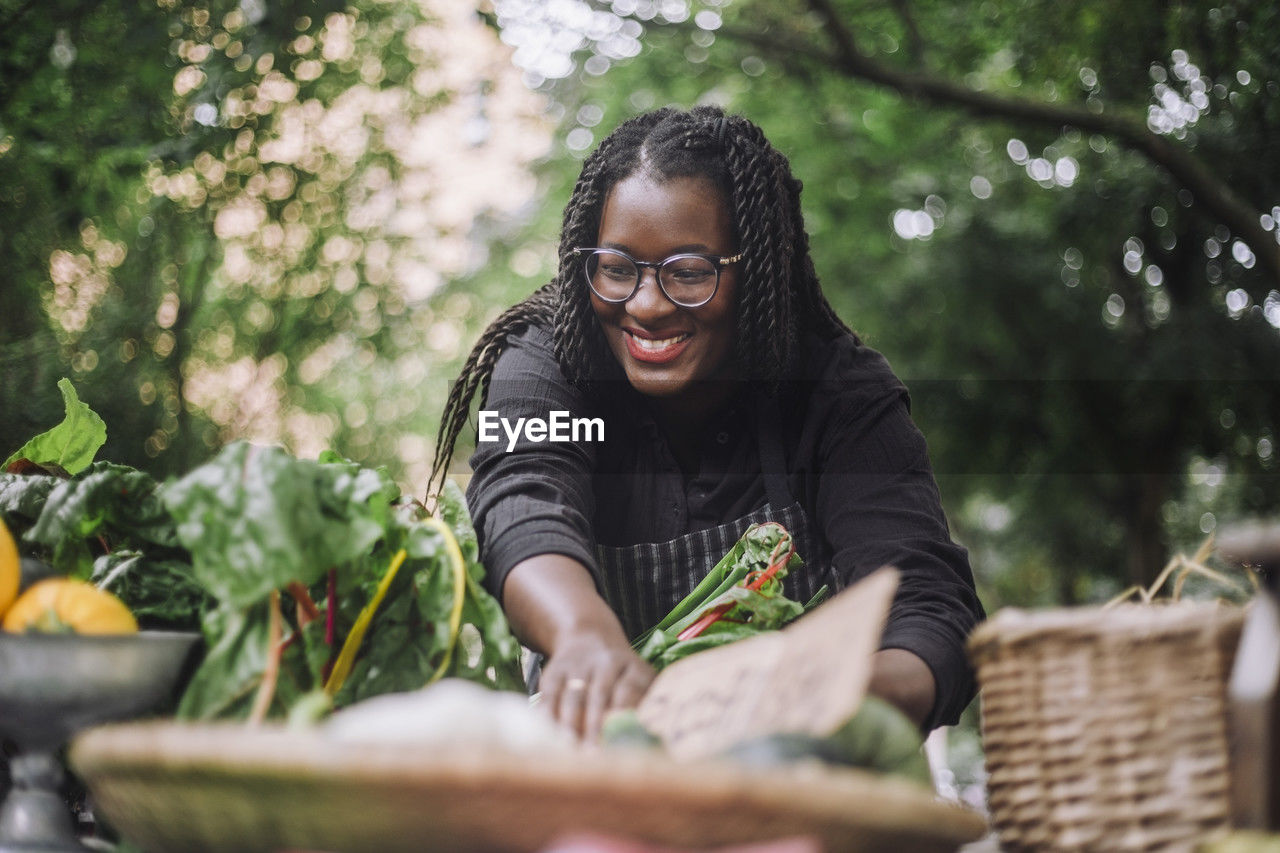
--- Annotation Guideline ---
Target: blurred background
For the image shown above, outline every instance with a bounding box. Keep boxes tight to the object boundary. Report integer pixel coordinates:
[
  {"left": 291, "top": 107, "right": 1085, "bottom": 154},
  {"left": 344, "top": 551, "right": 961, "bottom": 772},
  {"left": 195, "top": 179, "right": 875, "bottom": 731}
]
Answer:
[{"left": 1, "top": 0, "right": 1278, "bottom": 615}]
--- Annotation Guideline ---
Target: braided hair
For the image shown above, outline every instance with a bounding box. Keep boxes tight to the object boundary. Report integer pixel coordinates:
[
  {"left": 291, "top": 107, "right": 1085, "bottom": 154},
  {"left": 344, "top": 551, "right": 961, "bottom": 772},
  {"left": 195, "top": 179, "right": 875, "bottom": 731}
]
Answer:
[{"left": 429, "top": 105, "right": 852, "bottom": 492}]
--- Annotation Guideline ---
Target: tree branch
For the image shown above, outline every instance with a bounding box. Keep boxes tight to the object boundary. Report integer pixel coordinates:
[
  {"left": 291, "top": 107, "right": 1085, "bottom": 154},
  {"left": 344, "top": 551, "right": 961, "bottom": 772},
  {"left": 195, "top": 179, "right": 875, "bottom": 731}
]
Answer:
[
  {"left": 888, "top": 0, "right": 925, "bottom": 64},
  {"left": 721, "top": 0, "right": 1280, "bottom": 284},
  {"left": 802, "top": 0, "right": 1280, "bottom": 284}
]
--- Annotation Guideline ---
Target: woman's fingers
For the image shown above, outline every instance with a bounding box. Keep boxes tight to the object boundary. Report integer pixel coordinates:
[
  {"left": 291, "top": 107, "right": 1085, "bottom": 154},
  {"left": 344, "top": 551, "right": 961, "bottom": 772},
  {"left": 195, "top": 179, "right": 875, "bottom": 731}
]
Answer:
[
  {"left": 609, "top": 660, "right": 655, "bottom": 713},
  {"left": 542, "top": 645, "right": 656, "bottom": 741},
  {"left": 582, "top": 672, "right": 612, "bottom": 741},
  {"left": 555, "top": 674, "right": 590, "bottom": 737}
]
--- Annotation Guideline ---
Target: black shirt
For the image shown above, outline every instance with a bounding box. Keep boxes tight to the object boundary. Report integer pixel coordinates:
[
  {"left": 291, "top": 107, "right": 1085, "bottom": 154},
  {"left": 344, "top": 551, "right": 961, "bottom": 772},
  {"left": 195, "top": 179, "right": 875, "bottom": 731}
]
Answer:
[{"left": 466, "top": 324, "right": 985, "bottom": 728}]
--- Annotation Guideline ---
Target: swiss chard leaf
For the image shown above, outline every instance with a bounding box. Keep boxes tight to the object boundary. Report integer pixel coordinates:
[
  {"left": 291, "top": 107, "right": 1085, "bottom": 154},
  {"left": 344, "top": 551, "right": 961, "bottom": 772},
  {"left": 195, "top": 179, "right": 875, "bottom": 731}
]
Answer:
[
  {"left": 177, "top": 602, "right": 271, "bottom": 720},
  {"left": 91, "top": 550, "right": 213, "bottom": 630},
  {"left": 25, "top": 463, "right": 171, "bottom": 577},
  {"left": 162, "top": 443, "right": 398, "bottom": 609},
  {"left": 3, "top": 378, "right": 106, "bottom": 474},
  {"left": 636, "top": 522, "right": 810, "bottom": 668},
  {"left": 644, "top": 623, "right": 761, "bottom": 669},
  {"left": 0, "top": 473, "right": 61, "bottom": 530}
]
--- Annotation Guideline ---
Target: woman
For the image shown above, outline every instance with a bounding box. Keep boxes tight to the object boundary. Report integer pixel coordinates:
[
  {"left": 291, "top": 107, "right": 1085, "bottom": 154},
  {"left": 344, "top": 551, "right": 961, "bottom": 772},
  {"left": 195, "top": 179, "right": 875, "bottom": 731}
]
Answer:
[{"left": 432, "top": 106, "right": 983, "bottom": 739}]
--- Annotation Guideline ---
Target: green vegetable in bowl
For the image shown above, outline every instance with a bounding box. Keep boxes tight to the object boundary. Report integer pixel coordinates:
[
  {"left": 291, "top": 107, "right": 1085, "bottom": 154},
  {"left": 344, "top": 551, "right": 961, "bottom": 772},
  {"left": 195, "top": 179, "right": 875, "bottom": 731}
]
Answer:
[
  {"left": 719, "top": 696, "right": 932, "bottom": 787},
  {"left": 599, "top": 708, "right": 663, "bottom": 750}
]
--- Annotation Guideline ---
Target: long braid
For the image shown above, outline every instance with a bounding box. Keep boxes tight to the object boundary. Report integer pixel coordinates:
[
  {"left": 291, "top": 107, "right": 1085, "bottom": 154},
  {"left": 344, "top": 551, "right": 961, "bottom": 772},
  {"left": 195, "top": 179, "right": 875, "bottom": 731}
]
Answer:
[
  {"left": 429, "top": 112, "right": 669, "bottom": 491},
  {"left": 429, "top": 283, "right": 557, "bottom": 493},
  {"left": 429, "top": 106, "right": 854, "bottom": 490}
]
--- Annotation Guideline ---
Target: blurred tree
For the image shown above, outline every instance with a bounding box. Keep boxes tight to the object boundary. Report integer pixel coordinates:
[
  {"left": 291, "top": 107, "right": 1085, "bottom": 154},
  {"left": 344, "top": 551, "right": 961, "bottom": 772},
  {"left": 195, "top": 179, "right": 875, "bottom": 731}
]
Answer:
[
  {"left": 477, "top": 0, "right": 1280, "bottom": 601},
  {"left": 0, "top": 0, "right": 549, "bottom": 489}
]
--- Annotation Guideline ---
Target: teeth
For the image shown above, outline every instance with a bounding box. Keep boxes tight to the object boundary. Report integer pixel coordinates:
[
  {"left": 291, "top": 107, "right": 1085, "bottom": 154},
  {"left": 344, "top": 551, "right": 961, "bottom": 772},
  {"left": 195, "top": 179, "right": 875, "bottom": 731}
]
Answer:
[{"left": 632, "top": 334, "right": 688, "bottom": 350}]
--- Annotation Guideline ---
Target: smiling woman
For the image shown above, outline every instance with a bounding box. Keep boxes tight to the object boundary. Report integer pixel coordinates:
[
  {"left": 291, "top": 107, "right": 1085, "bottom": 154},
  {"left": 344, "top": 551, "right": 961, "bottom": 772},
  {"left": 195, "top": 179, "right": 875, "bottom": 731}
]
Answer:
[
  {"left": 588, "top": 173, "right": 740, "bottom": 414},
  {"left": 430, "top": 106, "right": 984, "bottom": 741}
]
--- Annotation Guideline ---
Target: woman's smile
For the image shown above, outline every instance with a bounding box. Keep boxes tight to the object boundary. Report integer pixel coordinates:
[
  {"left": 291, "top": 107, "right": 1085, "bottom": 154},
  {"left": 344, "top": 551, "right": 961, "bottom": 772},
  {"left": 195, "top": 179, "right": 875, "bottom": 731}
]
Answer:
[{"left": 623, "top": 327, "right": 692, "bottom": 363}]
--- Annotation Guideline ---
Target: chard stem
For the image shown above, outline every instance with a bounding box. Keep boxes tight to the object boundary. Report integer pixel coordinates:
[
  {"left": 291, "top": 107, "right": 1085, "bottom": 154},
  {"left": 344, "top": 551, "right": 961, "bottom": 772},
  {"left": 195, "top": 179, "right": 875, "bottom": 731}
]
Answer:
[
  {"left": 423, "top": 517, "right": 467, "bottom": 685},
  {"left": 248, "top": 590, "right": 283, "bottom": 725}
]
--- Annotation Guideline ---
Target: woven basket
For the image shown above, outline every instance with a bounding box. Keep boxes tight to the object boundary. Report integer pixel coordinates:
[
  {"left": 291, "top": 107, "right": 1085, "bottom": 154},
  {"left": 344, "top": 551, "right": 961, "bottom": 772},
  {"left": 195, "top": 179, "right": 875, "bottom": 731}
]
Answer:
[
  {"left": 969, "top": 602, "right": 1245, "bottom": 852},
  {"left": 70, "top": 721, "right": 987, "bottom": 853}
]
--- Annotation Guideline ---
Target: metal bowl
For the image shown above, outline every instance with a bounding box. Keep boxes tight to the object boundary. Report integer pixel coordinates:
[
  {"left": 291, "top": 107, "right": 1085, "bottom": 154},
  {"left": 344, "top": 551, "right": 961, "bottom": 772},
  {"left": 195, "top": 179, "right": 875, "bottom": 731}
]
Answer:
[
  {"left": 0, "top": 631, "right": 200, "bottom": 751},
  {"left": 0, "top": 631, "right": 200, "bottom": 852}
]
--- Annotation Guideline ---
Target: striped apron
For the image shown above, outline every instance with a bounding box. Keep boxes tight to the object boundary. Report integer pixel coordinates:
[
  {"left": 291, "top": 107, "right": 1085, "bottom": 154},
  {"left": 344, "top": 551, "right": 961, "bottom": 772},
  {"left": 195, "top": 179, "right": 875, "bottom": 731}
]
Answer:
[
  {"left": 596, "top": 403, "right": 834, "bottom": 641},
  {"left": 524, "top": 403, "right": 835, "bottom": 691}
]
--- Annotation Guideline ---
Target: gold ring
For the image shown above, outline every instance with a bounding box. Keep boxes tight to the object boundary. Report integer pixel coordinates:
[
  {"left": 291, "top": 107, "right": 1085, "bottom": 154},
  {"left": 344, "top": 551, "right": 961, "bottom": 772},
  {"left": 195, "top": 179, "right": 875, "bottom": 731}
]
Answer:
[{"left": 565, "top": 677, "right": 587, "bottom": 693}]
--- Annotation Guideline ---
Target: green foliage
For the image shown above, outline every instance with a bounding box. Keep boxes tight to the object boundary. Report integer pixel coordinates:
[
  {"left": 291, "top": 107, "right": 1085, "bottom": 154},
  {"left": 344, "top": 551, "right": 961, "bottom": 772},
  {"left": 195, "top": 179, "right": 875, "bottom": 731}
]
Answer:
[
  {"left": 721, "top": 695, "right": 931, "bottom": 786},
  {"left": 482, "top": 0, "right": 1280, "bottom": 604},
  {"left": 0, "top": 460, "right": 213, "bottom": 629},
  {"left": 1, "top": 0, "right": 539, "bottom": 491},
  {"left": 167, "top": 451, "right": 524, "bottom": 720},
  {"left": 0, "top": 392, "right": 523, "bottom": 719},
  {"left": 2, "top": 379, "right": 106, "bottom": 473},
  {"left": 4, "top": 0, "right": 1278, "bottom": 609},
  {"left": 163, "top": 443, "right": 396, "bottom": 608}
]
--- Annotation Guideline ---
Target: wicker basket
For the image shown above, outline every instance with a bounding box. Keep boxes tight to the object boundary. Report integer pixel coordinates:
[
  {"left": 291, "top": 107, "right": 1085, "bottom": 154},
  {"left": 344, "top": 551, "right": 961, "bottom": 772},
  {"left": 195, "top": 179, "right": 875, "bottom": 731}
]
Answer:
[
  {"left": 70, "top": 721, "right": 988, "bottom": 853},
  {"left": 969, "top": 602, "right": 1245, "bottom": 852}
]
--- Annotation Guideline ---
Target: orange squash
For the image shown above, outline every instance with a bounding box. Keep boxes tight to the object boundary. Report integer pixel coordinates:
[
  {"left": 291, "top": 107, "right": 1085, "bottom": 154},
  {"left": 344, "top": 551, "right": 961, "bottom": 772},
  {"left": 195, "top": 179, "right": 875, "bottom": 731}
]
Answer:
[
  {"left": 3, "top": 578, "right": 137, "bottom": 635},
  {"left": 0, "top": 519, "right": 18, "bottom": 619}
]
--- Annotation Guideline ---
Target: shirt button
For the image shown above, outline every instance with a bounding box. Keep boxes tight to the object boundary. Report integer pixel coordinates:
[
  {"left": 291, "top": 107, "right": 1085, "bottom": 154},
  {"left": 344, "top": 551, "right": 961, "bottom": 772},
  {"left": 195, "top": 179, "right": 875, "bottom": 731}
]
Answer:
[{"left": 716, "top": 431, "right": 730, "bottom": 444}]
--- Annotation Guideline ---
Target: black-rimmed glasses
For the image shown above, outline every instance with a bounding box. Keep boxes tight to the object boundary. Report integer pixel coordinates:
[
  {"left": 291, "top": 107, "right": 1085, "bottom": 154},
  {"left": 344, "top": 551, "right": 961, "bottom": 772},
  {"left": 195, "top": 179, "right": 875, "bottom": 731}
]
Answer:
[{"left": 574, "top": 247, "right": 743, "bottom": 309}]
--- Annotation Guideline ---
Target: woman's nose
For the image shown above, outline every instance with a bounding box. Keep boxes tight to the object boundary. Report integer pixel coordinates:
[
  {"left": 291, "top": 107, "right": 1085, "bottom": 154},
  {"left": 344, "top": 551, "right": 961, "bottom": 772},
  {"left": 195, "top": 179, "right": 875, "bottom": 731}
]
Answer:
[{"left": 626, "top": 267, "right": 677, "bottom": 320}]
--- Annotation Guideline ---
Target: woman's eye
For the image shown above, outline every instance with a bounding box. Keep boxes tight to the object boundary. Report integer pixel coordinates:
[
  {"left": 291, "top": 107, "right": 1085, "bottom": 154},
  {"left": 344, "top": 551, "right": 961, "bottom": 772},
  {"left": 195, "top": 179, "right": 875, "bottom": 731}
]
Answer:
[
  {"left": 665, "top": 258, "right": 716, "bottom": 281},
  {"left": 602, "top": 265, "right": 634, "bottom": 280}
]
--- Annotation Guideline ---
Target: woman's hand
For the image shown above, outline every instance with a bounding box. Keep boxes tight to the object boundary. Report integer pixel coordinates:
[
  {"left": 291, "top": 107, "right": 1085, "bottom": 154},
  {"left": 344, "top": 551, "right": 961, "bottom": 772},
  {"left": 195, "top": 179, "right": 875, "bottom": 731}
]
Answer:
[
  {"left": 501, "top": 553, "right": 656, "bottom": 741},
  {"left": 538, "top": 629, "right": 655, "bottom": 741}
]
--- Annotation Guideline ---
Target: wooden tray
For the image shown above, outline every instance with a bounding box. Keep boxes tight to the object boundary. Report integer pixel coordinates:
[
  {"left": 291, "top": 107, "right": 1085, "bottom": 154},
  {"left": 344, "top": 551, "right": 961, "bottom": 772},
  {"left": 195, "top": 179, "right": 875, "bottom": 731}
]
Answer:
[{"left": 70, "top": 721, "right": 987, "bottom": 853}]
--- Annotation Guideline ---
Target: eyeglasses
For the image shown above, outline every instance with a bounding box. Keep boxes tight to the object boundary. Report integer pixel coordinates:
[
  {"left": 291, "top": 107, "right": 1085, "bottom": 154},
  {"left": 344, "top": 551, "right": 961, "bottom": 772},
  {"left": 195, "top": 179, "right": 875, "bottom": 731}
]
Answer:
[{"left": 574, "top": 247, "right": 743, "bottom": 309}]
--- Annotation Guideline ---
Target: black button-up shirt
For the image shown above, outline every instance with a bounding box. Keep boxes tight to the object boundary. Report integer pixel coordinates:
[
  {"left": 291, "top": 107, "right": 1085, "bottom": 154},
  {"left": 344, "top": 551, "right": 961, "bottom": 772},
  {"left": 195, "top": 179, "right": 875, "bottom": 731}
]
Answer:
[{"left": 466, "top": 324, "right": 984, "bottom": 728}]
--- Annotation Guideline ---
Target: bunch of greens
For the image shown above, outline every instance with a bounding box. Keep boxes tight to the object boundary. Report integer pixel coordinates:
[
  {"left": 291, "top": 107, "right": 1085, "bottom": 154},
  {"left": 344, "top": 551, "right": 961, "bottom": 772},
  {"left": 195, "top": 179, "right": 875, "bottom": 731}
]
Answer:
[
  {"left": 0, "top": 380, "right": 211, "bottom": 629},
  {"left": 1, "top": 379, "right": 524, "bottom": 723},
  {"left": 168, "top": 443, "right": 524, "bottom": 721},
  {"left": 634, "top": 522, "right": 826, "bottom": 669}
]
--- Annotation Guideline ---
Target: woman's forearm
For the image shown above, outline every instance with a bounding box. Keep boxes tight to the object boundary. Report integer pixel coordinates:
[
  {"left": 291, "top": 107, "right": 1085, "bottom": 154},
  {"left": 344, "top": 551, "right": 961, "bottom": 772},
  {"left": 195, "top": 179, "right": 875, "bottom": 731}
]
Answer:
[
  {"left": 502, "top": 553, "right": 655, "bottom": 739},
  {"left": 867, "top": 647, "right": 937, "bottom": 729},
  {"left": 502, "top": 553, "right": 629, "bottom": 655}
]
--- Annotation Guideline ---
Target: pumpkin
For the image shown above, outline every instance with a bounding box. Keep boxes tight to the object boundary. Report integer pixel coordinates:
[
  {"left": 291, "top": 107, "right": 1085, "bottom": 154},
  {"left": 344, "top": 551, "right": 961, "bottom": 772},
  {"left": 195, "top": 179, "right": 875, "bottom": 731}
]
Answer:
[
  {"left": 3, "top": 578, "right": 137, "bottom": 635},
  {"left": 0, "top": 519, "right": 18, "bottom": 619}
]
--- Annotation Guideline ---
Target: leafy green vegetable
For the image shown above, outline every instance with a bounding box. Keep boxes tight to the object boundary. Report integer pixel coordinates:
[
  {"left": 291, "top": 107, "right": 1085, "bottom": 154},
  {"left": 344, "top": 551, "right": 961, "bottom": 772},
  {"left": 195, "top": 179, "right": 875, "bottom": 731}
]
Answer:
[
  {"left": 169, "top": 449, "right": 524, "bottom": 721},
  {"left": 90, "top": 551, "right": 211, "bottom": 629},
  {"left": 3, "top": 378, "right": 106, "bottom": 474},
  {"left": 26, "top": 463, "right": 178, "bottom": 576},
  {"left": 330, "top": 486, "right": 524, "bottom": 706},
  {"left": 177, "top": 601, "right": 273, "bottom": 719},
  {"left": 600, "top": 708, "right": 663, "bottom": 749},
  {"left": 719, "top": 696, "right": 931, "bottom": 787},
  {"left": 4, "top": 384, "right": 524, "bottom": 722},
  {"left": 634, "top": 522, "right": 823, "bottom": 668},
  {"left": 161, "top": 443, "right": 398, "bottom": 610},
  {"left": 0, "top": 472, "right": 61, "bottom": 527},
  {"left": 1, "top": 460, "right": 212, "bottom": 630},
  {"left": 822, "top": 696, "right": 932, "bottom": 784}
]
